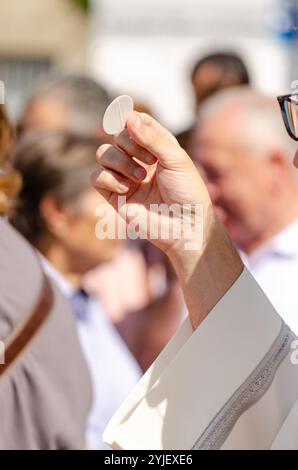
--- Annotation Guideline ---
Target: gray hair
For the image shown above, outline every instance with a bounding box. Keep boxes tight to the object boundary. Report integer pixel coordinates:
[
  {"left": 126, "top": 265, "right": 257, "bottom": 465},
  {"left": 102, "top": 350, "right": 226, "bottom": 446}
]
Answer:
[
  {"left": 197, "top": 86, "right": 297, "bottom": 164},
  {"left": 23, "top": 74, "right": 111, "bottom": 136}
]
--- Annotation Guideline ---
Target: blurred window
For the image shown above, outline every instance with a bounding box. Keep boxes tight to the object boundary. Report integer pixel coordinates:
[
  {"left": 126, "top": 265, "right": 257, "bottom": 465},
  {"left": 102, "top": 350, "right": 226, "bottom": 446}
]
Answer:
[{"left": 0, "top": 57, "right": 52, "bottom": 121}]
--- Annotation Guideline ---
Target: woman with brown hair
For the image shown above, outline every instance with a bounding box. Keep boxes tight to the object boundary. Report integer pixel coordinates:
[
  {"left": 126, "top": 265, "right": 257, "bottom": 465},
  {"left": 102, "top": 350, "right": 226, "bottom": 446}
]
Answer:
[
  {"left": 12, "top": 130, "right": 141, "bottom": 449},
  {"left": 0, "top": 105, "right": 92, "bottom": 449}
]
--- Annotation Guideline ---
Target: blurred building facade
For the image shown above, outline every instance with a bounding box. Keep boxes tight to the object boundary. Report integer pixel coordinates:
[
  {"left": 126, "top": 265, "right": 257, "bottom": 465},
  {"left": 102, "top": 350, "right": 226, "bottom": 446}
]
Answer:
[
  {"left": 90, "top": 0, "right": 295, "bottom": 132},
  {"left": 0, "top": 0, "right": 296, "bottom": 127},
  {"left": 0, "top": 0, "right": 90, "bottom": 120}
]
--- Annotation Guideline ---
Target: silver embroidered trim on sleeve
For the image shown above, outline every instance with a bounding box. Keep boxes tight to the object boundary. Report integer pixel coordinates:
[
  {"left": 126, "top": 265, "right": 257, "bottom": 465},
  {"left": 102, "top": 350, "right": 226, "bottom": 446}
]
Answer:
[{"left": 192, "top": 321, "right": 295, "bottom": 450}]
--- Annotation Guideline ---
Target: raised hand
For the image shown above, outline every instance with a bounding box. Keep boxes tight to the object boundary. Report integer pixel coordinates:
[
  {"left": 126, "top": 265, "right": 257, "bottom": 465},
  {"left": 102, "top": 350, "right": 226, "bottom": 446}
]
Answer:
[
  {"left": 92, "top": 111, "right": 211, "bottom": 255},
  {"left": 92, "top": 111, "right": 243, "bottom": 329}
]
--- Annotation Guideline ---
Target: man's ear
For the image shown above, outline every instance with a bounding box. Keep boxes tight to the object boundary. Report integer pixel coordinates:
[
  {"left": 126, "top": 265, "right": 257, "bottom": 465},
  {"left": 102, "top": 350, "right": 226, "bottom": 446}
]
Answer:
[
  {"left": 268, "top": 151, "right": 290, "bottom": 187},
  {"left": 39, "top": 196, "right": 69, "bottom": 239}
]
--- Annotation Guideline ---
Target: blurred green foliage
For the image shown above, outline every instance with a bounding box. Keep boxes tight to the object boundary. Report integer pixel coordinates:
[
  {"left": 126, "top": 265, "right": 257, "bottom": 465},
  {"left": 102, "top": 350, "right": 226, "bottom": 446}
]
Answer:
[{"left": 71, "top": 0, "right": 90, "bottom": 13}]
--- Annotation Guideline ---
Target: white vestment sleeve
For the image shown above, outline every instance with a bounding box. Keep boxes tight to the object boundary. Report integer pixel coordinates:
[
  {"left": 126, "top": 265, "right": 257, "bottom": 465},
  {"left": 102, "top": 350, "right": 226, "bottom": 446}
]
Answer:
[
  {"left": 103, "top": 268, "right": 298, "bottom": 450},
  {"left": 270, "top": 400, "right": 298, "bottom": 449}
]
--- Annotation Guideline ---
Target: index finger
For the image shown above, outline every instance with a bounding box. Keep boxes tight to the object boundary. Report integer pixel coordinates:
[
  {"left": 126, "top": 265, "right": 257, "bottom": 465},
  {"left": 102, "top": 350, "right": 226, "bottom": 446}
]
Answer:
[{"left": 126, "top": 112, "right": 190, "bottom": 170}]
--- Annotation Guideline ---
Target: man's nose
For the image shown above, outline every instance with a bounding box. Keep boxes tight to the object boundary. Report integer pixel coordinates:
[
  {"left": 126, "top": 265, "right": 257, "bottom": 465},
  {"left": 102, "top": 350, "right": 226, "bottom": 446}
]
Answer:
[{"left": 294, "top": 149, "right": 298, "bottom": 168}]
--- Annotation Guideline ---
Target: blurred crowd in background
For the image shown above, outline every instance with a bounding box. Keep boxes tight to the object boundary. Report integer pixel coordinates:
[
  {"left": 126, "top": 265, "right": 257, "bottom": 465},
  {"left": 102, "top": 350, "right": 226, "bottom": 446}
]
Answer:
[{"left": 1, "top": 0, "right": 298, "bottom": 450}]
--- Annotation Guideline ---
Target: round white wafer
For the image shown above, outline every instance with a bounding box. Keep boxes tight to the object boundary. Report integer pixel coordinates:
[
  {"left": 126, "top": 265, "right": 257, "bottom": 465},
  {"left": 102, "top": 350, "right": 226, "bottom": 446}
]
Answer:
[{"left": 103, "top": 95, "right": 134, "bottom": 135}]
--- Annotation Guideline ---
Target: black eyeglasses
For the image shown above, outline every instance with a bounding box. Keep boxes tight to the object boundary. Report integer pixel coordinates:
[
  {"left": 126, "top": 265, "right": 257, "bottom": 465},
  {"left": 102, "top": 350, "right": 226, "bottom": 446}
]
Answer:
[{"left": 277, "top": 93, "right": 298, "bottom": 141}]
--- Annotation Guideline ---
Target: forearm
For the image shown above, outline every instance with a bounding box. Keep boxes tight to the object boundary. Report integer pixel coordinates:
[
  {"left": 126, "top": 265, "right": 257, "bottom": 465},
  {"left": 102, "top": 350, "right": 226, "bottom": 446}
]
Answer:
[
  {"left": 94, "top": 110, "right": 243, "bottom": 329},
  {"left": 168, "top": 206, "right": 244, "bottom": 330}
]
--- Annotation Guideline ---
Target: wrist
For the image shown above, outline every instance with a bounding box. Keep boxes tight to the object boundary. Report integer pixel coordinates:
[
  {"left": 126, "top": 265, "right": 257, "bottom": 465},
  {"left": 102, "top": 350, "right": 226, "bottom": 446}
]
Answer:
[
  {"left": 166, "top": 202, "right": 216, "bottom": 266},
  {"left": 167, "top": 208, "right": 244, "bottom": 329}
]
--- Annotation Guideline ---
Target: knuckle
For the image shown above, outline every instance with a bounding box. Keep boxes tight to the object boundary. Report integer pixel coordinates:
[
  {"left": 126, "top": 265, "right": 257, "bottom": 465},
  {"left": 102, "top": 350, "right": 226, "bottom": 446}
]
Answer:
[
  {"left": 138, "top": 123, "right": 152, "bottom": 145},
  {"left": 96, "top": 144, "right": 111, "bottom": 161},
  {"left": 113, "top": 151, "right": 134, "bottom": 172},
  {"left": 139, "top": 112, "right": 151, "bottom": 124},
  {"left": 115, "top": 129, "right": 127, "bottom": 144},
  {"left": 117, "top": 131, "right": 134, "bottom": 153},
  {"left": 137, "top": 147, "right": 152, "bottom": 163},
  {"left": 94, "top": 169, "right": 115, "bottom": 191},
  {"left": 91, "top": 167, "right": 103, "bottom": 187},
  {"left": 101, "top": 170, "right": 114, "bottom": 186}
]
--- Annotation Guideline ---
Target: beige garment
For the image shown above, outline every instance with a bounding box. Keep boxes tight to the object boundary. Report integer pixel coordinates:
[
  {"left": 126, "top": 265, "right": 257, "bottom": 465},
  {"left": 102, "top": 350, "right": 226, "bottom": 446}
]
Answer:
[
  {"left": 0, "top": 218, "right": 92, "bottom": 449},
  {"left": 83, "top": 246, "right": 150, "bottom": 322},
  {"left": 103, "top": 268, "right": 298, "bottom": 450}
]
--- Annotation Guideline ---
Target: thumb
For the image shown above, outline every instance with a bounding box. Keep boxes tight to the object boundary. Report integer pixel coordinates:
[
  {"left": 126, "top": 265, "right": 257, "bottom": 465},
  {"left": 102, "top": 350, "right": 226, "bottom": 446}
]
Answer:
[{"left": 126, "top": 111, "right": 190, "bottom": 170}]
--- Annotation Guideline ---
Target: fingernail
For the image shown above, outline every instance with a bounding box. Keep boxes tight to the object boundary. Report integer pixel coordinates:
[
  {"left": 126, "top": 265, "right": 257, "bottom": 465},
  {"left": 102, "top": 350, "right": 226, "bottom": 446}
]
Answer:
[
  {"left": 132, "top": 113, "right": 142, "bottom": 129},
  {"left": 145, "top": 155, "right": 155, "bottom": 165},
  {"left": 133, "top": 167, "right": 146, "bottom": 180},
  {"left": 118, "top": 182, "right": 130, "bottom": 192}
]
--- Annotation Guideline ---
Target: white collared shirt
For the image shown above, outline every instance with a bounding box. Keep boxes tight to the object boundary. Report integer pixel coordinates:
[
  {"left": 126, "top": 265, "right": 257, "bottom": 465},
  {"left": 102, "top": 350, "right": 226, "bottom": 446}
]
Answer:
[
  {"left": 39, "top": 254, "right": 141, "bottom": 449},
  {"left": 242, "top": 218, "right": 298, "bottom": 335}
]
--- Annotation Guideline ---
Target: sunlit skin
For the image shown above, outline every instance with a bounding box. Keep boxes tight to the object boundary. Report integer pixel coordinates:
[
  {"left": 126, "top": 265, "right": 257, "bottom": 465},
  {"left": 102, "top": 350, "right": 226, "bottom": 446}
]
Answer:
[
  {"left": 92, "top": 106, "right": 298, "bottom": 329},
  {"left": 92, "top": 111, "right": 243, "bottom": 330},
  {"left": 21, "top": 97, "right": 70, "bottom": 132},
  {"left": 20, "top": 97, "right": 109, "bottom": 140},
  {"left": 294, "top": 149, "right": 298, "bottom": 168},
  {"left": 38, "top": 189, "right": 124, "bottom": 289},
  {"left": 192, "top": 63, "right": 243, "bottom": 107}
]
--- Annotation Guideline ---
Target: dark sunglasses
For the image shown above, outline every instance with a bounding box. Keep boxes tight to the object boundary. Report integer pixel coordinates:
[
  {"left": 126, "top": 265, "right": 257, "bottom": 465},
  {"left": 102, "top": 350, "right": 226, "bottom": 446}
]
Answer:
[{"left": 277, "top": 93, "right": 298, "bottom": 141}]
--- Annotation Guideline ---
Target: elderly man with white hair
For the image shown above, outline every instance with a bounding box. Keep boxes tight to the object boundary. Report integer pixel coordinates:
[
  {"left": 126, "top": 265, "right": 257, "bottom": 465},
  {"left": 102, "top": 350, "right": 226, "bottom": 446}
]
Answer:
[{"left": 190, "top": 87, "right": 298, "bottom": 335}]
